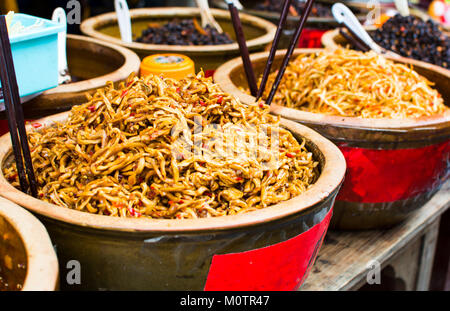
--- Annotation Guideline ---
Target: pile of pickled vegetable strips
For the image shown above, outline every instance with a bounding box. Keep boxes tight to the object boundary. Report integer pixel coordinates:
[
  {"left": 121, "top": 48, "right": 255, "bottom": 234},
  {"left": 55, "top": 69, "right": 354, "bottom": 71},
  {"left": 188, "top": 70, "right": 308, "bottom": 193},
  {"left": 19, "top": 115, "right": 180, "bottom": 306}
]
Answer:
[
  {"left": 261, "top": 48, "right": 448, "bottom": 118},
  {"left": 3, "top": 73, "right": 318, "bottom": 219}
]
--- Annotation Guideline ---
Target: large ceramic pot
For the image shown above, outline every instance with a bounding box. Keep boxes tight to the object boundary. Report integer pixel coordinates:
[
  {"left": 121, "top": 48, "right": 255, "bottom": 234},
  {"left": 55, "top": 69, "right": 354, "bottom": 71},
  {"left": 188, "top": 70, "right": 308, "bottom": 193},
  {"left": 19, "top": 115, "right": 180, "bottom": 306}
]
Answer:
[
  {"left": 80, "top": 7, "right": 276, "bottom": 71},
  {"left": 0, "top": 197, "right": 58, "bottom": 291},
  {"left": 211, "top": 0, "right": 368, "bottom": 29},
  {"left": 19, "top": 34, "right": 141, "bottom": 119},
  {"left": 0, "top": 112, "right": 345, "bottom": 290},
  {"left": 214, "top": 48, "right": 450, "bottom": 229}
]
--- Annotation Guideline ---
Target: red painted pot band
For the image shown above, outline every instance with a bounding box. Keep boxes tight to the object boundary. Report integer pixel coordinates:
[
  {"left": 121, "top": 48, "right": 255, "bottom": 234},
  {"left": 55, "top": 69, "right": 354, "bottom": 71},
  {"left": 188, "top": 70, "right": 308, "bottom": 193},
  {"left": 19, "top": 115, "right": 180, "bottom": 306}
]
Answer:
[
  {"left": 337, "top": 140, "right": 450, "bottom": 203},
  {"left": 204, "top": 207, "right": 333, "bottom": 291}
]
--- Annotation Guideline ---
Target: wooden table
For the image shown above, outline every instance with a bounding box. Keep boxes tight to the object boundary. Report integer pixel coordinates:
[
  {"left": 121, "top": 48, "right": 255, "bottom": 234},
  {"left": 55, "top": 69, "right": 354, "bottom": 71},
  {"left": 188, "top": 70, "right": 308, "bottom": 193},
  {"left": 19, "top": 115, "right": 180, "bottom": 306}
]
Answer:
[{"left": 302, "top": 181, "right": 450, "bottom": 291}]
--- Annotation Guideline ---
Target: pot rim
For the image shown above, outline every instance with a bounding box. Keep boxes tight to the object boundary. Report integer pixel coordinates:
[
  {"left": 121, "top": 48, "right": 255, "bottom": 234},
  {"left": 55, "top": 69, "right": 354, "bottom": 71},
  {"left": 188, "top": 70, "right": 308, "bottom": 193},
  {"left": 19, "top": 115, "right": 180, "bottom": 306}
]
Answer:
[
  {"left": 0, "top": 112, "right": 345, "bottom": 233},
  {"left": 210, "top": 0, "right": 369, "bottom": 24},
  {"left": 321, "top": 27, "right": 376, "bottom": 50},
  {"left": 213, "top": 48, "right": 450, "bottom": 131},
  {"left": 0, "top": 197, "right": 58, "bottom": 291},
  {"left": 80, "top": 7, "right": 277, "bottom": 54},
  {"left": 40, "top": 34, "right": 141, "bottom": 96}
]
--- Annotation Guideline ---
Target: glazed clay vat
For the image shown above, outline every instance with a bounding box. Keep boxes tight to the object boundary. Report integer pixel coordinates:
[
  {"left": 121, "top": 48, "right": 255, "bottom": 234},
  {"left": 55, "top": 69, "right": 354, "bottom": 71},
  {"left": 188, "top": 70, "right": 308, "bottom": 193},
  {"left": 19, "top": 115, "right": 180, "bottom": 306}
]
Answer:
[
  {"left": 0, "top": 197, "right": 58, "bottom": 291},
  {"left": 214, "top": 48, "right": 450, "bottom": 229},
  {"left": 211, "top": 0, "right": 368, "bottom": 29},
  {"left": 80, "top": 7, "right": 277, "bottom": 71},
  {"left": 0, "top": 113, "right": 345, "bottom": 290},
  {"left": 18, "top": 34, "right": 141, "bottom": 119}
]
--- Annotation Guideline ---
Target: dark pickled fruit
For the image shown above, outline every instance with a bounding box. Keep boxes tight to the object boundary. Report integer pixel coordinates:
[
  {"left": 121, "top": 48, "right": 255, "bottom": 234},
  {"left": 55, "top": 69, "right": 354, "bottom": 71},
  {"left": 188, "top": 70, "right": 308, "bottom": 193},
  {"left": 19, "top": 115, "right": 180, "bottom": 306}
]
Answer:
[
  {"left": 371, "top": 14, "right": 450, "bottom": 69},
  {"left": 135, "top": 19, "right": 234, "bottom": 46}
]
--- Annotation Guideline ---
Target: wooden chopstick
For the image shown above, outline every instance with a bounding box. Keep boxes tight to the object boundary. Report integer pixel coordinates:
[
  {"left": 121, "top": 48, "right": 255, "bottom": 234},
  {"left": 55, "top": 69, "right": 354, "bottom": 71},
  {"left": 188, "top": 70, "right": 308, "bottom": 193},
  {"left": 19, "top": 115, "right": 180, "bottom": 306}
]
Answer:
[
  {"left": 264, "top": 0, "right": 316, "bottom": 107},
  {"left": 0, "top": 15, "right": 37, "bottom": 197},
  {"left": 339, "top": 28, "right": 370, "bottom": 52},
  {"left": 257, "top": 0, "right": 293, "bottom": 100},
  {"left": 227, "top": 1, "right": 258, "bottom": 97},
  {"left": 341, "top": 25, "right": 370, "bottom": 52}
]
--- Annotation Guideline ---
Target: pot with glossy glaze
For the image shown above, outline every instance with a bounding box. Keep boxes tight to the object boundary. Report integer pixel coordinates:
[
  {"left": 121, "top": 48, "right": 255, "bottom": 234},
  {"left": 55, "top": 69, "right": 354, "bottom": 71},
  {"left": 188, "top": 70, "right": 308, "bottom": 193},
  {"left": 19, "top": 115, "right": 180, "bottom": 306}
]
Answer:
[
  {"left": 80, "top": 7, "right": 277, "bottom": 71},
  {"left": 16, "top": 34, "right": 141, "bottom": 120},
  {"left": 0, "top": 112, "right": 345, "bottom": 290},
  {"left": 214, "top": 48, "right": 450, "bottom": 229},
  {"left": 0, "top": 197, "right": 58, "bottom": 291}
]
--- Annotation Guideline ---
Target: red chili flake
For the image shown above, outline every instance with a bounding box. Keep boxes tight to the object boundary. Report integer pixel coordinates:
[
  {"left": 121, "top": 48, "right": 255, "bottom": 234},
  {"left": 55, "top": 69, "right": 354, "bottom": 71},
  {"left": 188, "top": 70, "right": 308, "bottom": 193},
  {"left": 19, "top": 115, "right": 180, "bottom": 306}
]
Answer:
[
  {"left": 121, "top": 90, "right": 128, "bottom": 98},
  {"left": 150, "top": 131, "right": 159, "bottom": 140},
  {"left": 259, "top": 103, "right": 264, "bottom": 108},
  {"left": 176, "top": 214, "right": 182, "bottom": 219},
  {"left": 150, "top": 185, "right": 156, "bottom": 190},
  {"left": 138, "top": 201, "right": 143, "bottom": 207},
  {"left": 199, "top": 100, "right": 207, "bottom": 106},
  {"left": 178, "top": 200, "right": 184, "bottom": 204},
  {"left": 176, "top": 87, "right": 181, "bottom": 93},
  {"left": 204, "top": 192, "right": 212, "bottom": 197},
  {"left": 235, "top": 177, "right": 243, "bottom": 181},
  {"left": 216, "top": 96, "right": 223, "bottom": 104},
  {"left": 286, "top": 152, "right": 295, "bottom": 158},
  {"left": 130, "top": 112, "right": 135, "bottom": 117},
  {"left": 128, "top": 207, "right": 141, "bottom": 217},
  {"left": 126, "top": 80, "right": 133, "bottom": 87},
  {"left": 39, "top": 193, "right": 44, "bottom": 198},
  {"left": 88, "top": 105, "right": 96, "bottom": 113},
  {"left": 89, "top": 151, "right": 94, "bottom": 156},
  {"left": 31, "top": 122, "right": 42, "bottom": 128},
  {"left": 168, "top": 200, "right": 174, "bottom": 205}
]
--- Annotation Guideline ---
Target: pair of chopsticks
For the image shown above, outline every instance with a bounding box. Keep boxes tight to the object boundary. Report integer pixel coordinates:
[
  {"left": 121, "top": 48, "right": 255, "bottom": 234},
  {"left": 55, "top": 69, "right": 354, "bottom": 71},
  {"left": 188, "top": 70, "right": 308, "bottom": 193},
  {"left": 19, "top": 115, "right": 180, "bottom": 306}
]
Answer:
[
  {"left": 227, "top": 0, "right": 316, "bottom": 105},
  {"left": 0, "top": 15, "right": 37, "bottom": 197},
  {"left": 339, "top": 27, "right": 370, "bottom": 52}
]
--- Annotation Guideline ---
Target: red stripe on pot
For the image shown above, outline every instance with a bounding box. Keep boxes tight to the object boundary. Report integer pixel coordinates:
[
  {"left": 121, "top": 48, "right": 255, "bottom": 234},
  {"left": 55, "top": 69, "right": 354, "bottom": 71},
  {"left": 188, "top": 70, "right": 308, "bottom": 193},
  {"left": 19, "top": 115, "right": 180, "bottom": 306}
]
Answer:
[
  {"left": 204, "top": 207, "right": 333, "bottom": 291},
  {"left": 337, "top": 140, "right": 450, "bottom": 203}
]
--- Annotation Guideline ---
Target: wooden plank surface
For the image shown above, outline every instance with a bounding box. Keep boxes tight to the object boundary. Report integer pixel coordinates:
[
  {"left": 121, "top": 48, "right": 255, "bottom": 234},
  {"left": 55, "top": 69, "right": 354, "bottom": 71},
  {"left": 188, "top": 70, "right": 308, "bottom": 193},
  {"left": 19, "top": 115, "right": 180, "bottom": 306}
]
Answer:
[
  {"left": 416, "top": 220, "right": 440, "bottom": 290},
  {"left": 301, "top": 181, "right": 450, "bottom": 291}
]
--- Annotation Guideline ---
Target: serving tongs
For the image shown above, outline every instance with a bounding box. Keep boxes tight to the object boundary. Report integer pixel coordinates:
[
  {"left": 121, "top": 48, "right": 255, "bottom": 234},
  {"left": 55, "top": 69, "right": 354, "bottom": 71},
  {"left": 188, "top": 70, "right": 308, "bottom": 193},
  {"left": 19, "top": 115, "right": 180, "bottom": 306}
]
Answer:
[
  {"left": 52, "top": 8, "right": 71, "bottom": 84},
  {"left": 394, "top": 0, "right": 410, "bottom": 17},
  {"left": 331, "top": 3, "right": 401, "bottom": 59},
  {"left": 115, "top": 0, "right": 133, "bottom": 43},
  {"left": 196, "top": 0, "right": 223, "bottom": 33}
]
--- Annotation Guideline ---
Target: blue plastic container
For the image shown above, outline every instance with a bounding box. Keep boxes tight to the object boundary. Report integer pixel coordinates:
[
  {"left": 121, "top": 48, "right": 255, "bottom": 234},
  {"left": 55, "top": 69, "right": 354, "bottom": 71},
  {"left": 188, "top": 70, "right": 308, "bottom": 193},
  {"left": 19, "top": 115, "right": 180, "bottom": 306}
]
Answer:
[{"left": 1, "top": 13, "right": 65, "bottom": 101}]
